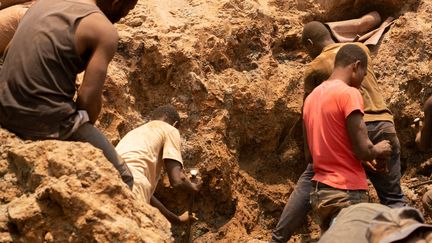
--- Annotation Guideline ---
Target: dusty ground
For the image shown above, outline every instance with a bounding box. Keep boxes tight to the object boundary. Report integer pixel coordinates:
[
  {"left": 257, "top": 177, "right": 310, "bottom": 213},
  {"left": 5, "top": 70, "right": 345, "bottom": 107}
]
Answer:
[{"left": 1, "top": 0, "right": 431, "bottom": 242}]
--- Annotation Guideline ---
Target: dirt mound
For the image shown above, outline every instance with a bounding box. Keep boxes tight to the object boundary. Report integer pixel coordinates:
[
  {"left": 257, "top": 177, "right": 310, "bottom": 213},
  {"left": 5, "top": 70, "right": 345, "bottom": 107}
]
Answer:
[
  {"left": 1, "top": 0, "right": 431, "bottom": 242},
  {"left": 0, "top": 129, "right": 171, "bottom": 242}
]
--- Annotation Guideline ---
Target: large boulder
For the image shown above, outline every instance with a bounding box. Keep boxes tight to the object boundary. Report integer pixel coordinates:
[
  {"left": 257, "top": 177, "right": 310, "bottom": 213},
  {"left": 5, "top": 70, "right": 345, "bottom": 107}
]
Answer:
[{"left": 0, "top": 128, "right": 171, "bottom": 242}]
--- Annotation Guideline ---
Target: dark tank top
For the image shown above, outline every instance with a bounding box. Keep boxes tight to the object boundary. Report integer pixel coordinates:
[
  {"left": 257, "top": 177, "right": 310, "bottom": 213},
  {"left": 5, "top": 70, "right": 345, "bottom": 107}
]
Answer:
[{"left": 0, "top": 0, "right": 101, "bottom": 138}]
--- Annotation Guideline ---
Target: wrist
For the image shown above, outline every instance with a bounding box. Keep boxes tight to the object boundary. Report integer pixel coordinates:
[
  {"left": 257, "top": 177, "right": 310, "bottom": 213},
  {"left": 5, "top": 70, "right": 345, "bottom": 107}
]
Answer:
[{"left": 370, "top": 145, "right": 378, "bottom": 160}]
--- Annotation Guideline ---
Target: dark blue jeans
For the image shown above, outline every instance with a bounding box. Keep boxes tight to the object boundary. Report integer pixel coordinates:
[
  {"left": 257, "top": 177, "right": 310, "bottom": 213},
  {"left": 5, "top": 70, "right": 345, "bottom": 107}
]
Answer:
[{"left": 270, "top": 121, "right": 405, "bottom": 243}]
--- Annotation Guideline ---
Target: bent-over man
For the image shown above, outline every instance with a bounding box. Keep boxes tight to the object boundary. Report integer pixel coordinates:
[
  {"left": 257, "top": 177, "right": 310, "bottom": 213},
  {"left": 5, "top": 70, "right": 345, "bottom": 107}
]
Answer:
[{"left": 116, "top": 105, "right": 202, "bottom": 224}]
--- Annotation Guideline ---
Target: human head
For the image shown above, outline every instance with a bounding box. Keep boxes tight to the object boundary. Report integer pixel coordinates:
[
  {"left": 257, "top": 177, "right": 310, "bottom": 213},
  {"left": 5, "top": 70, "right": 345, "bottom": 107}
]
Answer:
[
  {"left": 96, "top": 0, "right": 138, "bottom": 23},
  {"left": 334, "top": 44, "right": 368, "bottom": 88},
  {"left": 302, "top": 21, "right": 333, "bottom": 58},
  {"left": 151, "top": 105, "right": 181, "bottom": 128}
]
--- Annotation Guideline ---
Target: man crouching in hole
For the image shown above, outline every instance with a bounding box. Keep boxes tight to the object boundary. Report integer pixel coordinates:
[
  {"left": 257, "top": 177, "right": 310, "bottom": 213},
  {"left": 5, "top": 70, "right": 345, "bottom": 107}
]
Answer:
[{"left": 115, "top": 105, "right": 202, "bottom": 224}]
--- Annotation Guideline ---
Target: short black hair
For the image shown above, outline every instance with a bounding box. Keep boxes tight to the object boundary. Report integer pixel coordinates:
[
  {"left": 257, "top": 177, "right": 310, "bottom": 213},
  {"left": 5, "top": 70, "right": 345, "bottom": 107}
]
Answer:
[
  {"left": 334, "top": 44, "right": 368, "bottom": 69},
  {"left": 151, "top": 105, "right": 180, "bottom": 125},
  {"left": 302, "top": 21, "right": 331, "bottom": 45}
]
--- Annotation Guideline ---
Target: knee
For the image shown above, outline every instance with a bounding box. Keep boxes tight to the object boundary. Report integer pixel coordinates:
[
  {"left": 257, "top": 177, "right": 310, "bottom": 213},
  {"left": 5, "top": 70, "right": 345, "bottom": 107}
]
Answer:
[{"left": 422, "top": 190, "right": 432, "bottom": 214}]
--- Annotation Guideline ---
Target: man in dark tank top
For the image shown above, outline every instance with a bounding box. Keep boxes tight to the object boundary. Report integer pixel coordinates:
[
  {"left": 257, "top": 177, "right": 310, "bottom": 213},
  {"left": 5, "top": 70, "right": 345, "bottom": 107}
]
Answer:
[{"left": 0, "top": 0, "right": 138, "bottom": 188}]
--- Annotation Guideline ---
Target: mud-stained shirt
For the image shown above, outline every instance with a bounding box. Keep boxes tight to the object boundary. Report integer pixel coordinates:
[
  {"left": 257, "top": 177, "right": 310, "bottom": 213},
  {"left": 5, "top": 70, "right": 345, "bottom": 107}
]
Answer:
[
  {"left": 115, "top": 120, "right": 183, "bottom": 202},
  {"left": 304, "top": 42, "right": 393, "bottom": 123},
  {"left": 0, "top": 0, "right": 101, "bottom": 138}
]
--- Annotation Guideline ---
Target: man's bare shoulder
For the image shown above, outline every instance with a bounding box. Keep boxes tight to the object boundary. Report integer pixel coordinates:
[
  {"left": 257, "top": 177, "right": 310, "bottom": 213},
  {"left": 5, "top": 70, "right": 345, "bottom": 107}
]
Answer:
[{"left": 77, "top": 12, "right": 119, "bottom": 45}]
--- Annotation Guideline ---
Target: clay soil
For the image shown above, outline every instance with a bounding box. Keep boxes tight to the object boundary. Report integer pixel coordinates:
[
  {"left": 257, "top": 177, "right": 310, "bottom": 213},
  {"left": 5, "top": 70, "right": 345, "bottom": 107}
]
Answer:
[{"left": 1, "top": 0, "right": 432, "bottom": 242}]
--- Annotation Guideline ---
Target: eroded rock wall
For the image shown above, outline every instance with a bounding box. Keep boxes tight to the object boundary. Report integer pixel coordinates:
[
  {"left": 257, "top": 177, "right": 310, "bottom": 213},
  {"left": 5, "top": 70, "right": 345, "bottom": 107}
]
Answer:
[
  {"left": 98, "top": 0, "right": 430, "bottom": 241},
  {"left": 0, "top": 129, "right": 171, "bottom": 242},
  {"left": 1, "top": 0, "right": 431, "bottom": 242}
]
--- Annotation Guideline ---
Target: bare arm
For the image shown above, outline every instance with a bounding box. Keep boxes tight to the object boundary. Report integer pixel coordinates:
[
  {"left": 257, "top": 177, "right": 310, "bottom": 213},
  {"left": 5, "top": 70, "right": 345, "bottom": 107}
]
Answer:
[
  {"left": 346, "top": 110, "right": 391, "bottom": 161},
  {"left": 0, "top": 0, "right": 29, "bottom": 10},
  {"left": 150, "top": 196, "right": 181, "bottom": 224},
  {"left": 417, "top": 96, "right": 432, "bottom": 151},
  {"left": 164, "top": 159, "right": 201, "bottom": 194},
  {"left": 327, "top": 11, "right": 381, "bottom": 35},
  {"left": 74, "top": 13, "right": 119, "bottom": 123}
]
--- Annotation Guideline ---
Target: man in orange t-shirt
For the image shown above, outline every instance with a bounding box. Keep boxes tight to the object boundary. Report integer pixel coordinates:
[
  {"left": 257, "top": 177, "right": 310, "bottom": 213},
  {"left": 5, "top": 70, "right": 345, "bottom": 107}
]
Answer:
[{"left": 303, "top": 44, "right": 392, "bottom": 230}]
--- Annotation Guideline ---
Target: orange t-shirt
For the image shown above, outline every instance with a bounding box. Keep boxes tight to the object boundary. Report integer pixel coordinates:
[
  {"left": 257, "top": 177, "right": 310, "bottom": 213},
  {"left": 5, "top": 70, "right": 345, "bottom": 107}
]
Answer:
[{"left": 303, "top": 79, "right": 367, "bottom": 190}]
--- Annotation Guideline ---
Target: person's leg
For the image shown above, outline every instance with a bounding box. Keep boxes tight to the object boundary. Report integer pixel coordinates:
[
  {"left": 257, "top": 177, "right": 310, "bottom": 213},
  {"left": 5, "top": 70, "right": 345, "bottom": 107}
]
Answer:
[
  {"left": 366, "top": 121, "right": 406, "bottom": 208},
  {"left": 270, "top": 163, "right": 314, "bottom": 243},
  {"left": 68, "top": 123, "right": 134, "bottom": 188}
]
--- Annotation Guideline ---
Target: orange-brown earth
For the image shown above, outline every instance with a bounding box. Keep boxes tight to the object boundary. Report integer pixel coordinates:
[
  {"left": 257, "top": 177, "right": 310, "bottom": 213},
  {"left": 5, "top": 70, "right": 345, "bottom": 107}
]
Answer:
[{"left": 0, "top": 0, "right": 431, "bottom": 242}]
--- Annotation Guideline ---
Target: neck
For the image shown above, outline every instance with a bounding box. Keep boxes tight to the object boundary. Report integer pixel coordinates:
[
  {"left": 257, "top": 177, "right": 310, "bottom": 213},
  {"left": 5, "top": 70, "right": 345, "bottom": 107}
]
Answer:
[
  {"left": 318, "top": 38, "right": 335, "bottom": 51},
  {"left": 328, "top": 67, "right": 352, "bottom": 86}
]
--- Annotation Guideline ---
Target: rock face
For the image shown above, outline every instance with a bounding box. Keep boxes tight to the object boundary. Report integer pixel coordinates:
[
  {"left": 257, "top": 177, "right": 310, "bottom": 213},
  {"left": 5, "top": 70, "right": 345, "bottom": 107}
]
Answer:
[
  {"left": 0, "top": 0, "right": 431, "bottom": 242},
  {"left": 0, "top": 129, "right": 171, "bottom": 242},
  {"left": 98, "top": 0, "right": 430, "bottom": 241}
]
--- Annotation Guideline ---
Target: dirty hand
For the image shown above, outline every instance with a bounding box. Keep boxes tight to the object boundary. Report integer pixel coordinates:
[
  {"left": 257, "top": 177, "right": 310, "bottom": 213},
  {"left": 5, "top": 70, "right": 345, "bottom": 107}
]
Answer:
[
  {"left": 364, "top": 159, "right": 387, "bottom": 173},
  {"left": 374, "top": 140, "right": 392, "bottom": 159},
  {"left": 190, "top": 176, "right": 203, "bottom": 193},
  {"left": 176, "top": 211, "right": 198, "bottom": 224}
]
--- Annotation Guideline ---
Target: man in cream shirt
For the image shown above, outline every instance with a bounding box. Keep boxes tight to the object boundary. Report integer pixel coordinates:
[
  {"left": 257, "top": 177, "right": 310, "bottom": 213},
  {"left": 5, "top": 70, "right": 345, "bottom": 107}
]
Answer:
[{"left": 116, "top": 105, "right": 201, "bottom": 224}]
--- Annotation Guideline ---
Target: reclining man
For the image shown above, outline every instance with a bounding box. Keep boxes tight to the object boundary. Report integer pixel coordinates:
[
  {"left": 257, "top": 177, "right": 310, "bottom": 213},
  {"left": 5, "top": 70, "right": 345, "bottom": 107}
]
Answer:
[
  {"left": 0, "top": 0, "right": 137, "bottom": 187},
  {"left": 271, "top": 22, "right": 406, "bottom": 242},
  {"left": 303, "top": 44, "right": 392, "bottom": 231},
  {"left": 116, "top": 105, "right": 202, "bottom": 224}
]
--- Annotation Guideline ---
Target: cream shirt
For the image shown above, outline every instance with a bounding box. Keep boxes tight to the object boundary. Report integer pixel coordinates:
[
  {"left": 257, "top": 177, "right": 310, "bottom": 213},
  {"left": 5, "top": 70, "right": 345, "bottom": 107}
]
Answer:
[{"left": 115, "top": 120, "right": 183, "bottom": 203}]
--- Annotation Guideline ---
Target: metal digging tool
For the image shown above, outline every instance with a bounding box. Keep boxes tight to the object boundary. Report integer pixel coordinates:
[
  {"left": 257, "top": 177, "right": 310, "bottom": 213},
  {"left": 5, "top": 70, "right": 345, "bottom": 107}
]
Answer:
[{"left": 185, "top": 168, "right": 198, "bottom": 243}]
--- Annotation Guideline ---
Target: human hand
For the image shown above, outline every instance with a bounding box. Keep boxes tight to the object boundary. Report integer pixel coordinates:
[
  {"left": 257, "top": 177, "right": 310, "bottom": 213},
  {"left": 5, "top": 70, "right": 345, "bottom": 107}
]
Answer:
[
  {"left": 176, "top": 211, "right": 198, "bottom": 224},
  {"left": 374, "top": 140, "right": 392, "bottom": 159},
  {"left": 190, "top": 176, "right": 202, "bottom": 193},
  {"left": 364, "top": 159, "right": 387, "bottom": 173}
]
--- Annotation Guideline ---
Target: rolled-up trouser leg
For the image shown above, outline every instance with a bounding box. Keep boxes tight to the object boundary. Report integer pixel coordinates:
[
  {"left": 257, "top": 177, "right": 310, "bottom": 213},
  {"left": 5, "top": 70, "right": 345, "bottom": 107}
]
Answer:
[
  {"left": 270, "top": 163, "right": 314, "bottom": 243},
  {"left": 68, "top": 123, "right": 134, "bottom": 189},
  {"left": 366, "top": 121, "right": 406, "bottom": 208}
]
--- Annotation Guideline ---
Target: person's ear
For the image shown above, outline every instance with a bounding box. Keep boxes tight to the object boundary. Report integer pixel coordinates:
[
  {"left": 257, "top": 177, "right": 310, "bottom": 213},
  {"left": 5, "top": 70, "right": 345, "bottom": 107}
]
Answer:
[
  {"left": 112, "top": 0, "right": 122, "bottom": 8},
  {"left": 352, "top": 60, "right": 361, "bottom": 72},
  {"left": 307, "top": 39, "right": 314, "bottom": 47}
]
